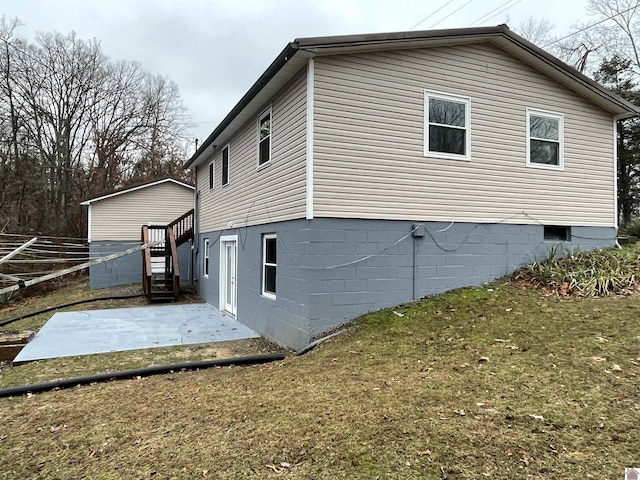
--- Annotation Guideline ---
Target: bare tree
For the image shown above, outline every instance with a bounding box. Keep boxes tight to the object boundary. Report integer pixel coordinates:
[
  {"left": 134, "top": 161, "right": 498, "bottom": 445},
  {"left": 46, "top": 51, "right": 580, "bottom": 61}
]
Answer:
[
  {"left": 0, "top": 26, "right": 192, "bottom": 238},
  {"left": 516, "top": 17, "right": 555, "bottom": 46},
  {"left": 552, "top": 0, "right": 640, "bottom": 74},
  {"left": 588, "top": 0, "right": 640, "bottom": 70}
]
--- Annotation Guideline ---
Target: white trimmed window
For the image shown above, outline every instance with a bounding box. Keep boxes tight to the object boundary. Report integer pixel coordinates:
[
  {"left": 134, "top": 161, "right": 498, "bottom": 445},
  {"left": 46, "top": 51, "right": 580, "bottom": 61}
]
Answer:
[
  {"left": 221, "top": 145, "right": 230, "bottom": 186},
  {"left": 203, "top": 238, "right": 209, "bottom": 277},
  {"left": 208, "top": 161, "right": 214, "bottom": 190},
  {"left": 424, "top": 91, "right": 471, "bottom": 160},
  {"left": 527, "top": 109, "right": 564, "bottom": 169},
  {"left": 262, "top": 234, "right": 276, "bottom": 299},
  {"left": 258, "top": 107, "right": 272, "bottom": 166}
]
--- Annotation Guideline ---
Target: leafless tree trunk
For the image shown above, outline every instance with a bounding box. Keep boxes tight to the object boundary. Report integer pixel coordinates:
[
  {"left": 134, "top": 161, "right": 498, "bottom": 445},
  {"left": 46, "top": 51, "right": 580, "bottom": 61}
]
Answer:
[{"left": 0, "top": 23, "right": 192, "bottom": 238}]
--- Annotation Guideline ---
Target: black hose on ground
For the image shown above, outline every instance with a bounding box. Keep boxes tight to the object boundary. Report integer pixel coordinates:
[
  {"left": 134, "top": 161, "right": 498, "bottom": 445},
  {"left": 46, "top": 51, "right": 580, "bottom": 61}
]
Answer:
[
  {"left": 0, "top": 353, "right": 286, "bottom": 398},
  {"left": 0, "top": 293, "right": 146, "bottom": 329},
  {"left": 295, "top": 326, "right": 356, "bottom": 356}
]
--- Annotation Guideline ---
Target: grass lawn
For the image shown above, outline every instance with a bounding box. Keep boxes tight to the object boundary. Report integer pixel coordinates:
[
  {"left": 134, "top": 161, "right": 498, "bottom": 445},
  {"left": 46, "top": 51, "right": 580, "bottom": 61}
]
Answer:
[{"left": 0, "top": 278, "right": 639, "bottom": 478}]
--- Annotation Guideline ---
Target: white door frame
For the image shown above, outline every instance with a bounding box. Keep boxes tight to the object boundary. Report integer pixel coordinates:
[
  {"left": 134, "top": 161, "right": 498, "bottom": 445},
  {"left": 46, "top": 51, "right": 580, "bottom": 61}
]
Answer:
[{"left": 219, "top": 235, "right": 238, "bottom": 316}]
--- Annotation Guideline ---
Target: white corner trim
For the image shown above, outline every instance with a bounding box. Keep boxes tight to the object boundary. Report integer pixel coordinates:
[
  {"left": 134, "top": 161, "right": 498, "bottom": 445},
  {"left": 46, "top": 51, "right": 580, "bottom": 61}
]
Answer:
[
  {"left": 87, "top": 204, "right": 92, "bottom": 243},
  {"left": 613, "top": 118, "right": 618, "bottom": 229},
  {"left": 306, "top": 58, "right": 315, "bottom": 220}
]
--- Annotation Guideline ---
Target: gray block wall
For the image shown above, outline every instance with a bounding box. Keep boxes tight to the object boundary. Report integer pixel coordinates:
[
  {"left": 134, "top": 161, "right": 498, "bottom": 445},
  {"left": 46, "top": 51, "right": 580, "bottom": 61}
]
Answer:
[
  {"left": 198, "top": 221, "right": 312, "bottom": 348},
  {"left": 89, "top": 240, "right": 192, "bottom": 290},
  {"left": 198, "top": 218, "right": 615, "bottom": 350}
]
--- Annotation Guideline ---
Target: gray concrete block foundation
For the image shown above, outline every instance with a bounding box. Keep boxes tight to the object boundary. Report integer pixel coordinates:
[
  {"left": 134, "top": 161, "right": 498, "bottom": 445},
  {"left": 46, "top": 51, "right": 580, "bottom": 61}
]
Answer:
[
  {"left": 89, "top": 240, "right": 192, "bottom": 290},
  {"left": 197, "top": 218, "right": 615, "bottom": 350}
]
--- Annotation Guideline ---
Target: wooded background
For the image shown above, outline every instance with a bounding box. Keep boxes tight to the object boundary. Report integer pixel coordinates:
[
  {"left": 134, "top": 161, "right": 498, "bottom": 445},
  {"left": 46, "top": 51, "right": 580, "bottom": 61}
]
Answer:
[
  {"left": 0, "top": 18, "right": 192, "bottom": 239},
  {"left": 2, "top": 0, "right": 640, "bottom": 241}
]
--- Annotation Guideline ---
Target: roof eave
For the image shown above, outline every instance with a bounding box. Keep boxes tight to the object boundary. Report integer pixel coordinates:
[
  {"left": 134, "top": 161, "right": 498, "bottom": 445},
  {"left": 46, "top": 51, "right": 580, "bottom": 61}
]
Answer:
[
  {"left": 80, "top": 178, "right": 194, "bottom": 205},
  {"left": 186, "top": 26, "right": 638, "bottom": 172},
  {"left": 185, "top": 42, "right": 302, "bottom": 170},
  {"left": 297, "top": 25, "right": 638, "bottom": 117},
  {"left": 493, "top": 34, "right": 640, "bottom": 117}
]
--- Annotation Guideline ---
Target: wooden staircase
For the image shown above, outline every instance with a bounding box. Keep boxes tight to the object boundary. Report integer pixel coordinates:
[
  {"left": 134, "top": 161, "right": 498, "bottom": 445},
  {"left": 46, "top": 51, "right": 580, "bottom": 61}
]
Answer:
[{"left": 141, "top": 209, "right": 194, "bottom": 302}]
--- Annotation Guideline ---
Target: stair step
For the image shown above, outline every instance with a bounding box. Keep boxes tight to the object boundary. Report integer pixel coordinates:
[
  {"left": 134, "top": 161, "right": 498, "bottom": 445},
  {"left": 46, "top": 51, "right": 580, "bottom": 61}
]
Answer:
[{"left": 149, "top": 291, "right": 177, "bottom": 303}]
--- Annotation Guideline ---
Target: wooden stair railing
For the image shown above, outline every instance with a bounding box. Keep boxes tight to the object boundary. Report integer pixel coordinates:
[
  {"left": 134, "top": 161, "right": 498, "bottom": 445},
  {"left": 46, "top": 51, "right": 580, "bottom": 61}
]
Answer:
[
  {"left": 167, "top": 226, "right": 180, "bottom": 298},
  {"left": 141, "top": 225, "right": 152, "bottom": 299},
  {"left": 141, "top": 209, "right": 194, "bottom": 302},
  {"left": 168, "top": 208, "right": 194, "bottom": 246}
]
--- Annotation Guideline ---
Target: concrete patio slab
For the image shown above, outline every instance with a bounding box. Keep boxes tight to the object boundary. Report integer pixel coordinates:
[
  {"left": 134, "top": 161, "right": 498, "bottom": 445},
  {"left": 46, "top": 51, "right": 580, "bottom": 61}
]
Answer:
[{"left": 14, "top": 303, "right": 260, "bottom": 363}]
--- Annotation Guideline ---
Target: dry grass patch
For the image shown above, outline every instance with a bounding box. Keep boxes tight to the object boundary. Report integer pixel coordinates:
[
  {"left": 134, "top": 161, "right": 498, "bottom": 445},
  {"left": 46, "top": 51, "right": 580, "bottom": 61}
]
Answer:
[{"left": 1, "top": 282, "right": 639, "bottom": 479}]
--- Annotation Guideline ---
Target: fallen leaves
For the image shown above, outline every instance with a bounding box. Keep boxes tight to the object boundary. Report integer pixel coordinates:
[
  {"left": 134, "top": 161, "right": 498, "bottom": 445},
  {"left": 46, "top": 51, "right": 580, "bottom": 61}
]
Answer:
[
  {"left": 605, "top": 364, "right": 623, "bottom": 374},
  {"left": 265, "top": 462, "right": 292, "bottom": 473}
]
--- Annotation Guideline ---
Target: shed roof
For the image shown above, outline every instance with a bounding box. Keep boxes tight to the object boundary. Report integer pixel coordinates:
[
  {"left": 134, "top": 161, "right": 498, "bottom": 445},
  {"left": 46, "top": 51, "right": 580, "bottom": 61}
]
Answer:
[
  {"left": 185, "top": 24, "right": 640, "bottom": 170},
  {"left": 80, "top": 177, "right": 194, "bottom": 205}
]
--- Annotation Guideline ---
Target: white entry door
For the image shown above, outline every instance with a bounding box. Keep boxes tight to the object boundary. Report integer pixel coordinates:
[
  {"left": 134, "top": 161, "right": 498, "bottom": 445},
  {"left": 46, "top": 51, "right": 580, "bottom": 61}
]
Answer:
[{"left": 220, "top": 236, "right": 237, "bottom": 316}]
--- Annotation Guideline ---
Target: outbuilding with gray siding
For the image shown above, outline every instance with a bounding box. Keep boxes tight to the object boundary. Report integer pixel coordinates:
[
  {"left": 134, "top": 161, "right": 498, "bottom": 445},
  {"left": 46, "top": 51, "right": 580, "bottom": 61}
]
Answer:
[{"left": 81, "top": 178, "right": 195, "bottom": 289}]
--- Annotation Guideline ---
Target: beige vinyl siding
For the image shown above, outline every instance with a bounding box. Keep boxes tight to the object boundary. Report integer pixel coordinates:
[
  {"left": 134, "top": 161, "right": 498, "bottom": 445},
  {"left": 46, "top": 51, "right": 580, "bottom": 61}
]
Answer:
[
  {"left": 198, "top": 69, "right": 307, "bottom": 232},
  {"left": 313, "top": 43, "right": 616, "bottom": 226},
  {"left": 90, "top": 182, "right": 194, "bottom": 241}
]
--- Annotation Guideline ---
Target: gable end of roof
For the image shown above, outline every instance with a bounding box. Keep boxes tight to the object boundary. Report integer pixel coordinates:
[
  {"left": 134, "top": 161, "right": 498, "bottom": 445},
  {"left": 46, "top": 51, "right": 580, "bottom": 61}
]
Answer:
[
  {"left": 80, "top": 177, "right": 195, "bottom": 205},
  {"left": 185, "top": 25, "right": 639, "bottom": 170}
]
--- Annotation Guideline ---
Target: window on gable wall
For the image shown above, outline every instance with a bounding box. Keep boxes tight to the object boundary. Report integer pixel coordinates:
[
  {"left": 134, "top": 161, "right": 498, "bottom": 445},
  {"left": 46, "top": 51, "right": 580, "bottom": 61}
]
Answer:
[
  {"left": 527, "top": 109, "right": 564, "bottom": 169},
  {"left": 424, "top": 91, "right": 471, "bottom": 160},
  {"left": 222, "top": 145, "right": 229, "bottom": 186},
  {"left": 258, "top": 107, "right": 272, "bottom": 166},
  {"left": 209, "top": 161, "right": 214, "bottom": 190}
]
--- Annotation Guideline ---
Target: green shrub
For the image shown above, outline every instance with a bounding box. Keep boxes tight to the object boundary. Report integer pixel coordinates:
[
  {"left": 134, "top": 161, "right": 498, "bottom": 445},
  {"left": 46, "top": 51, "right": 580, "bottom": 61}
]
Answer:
[
  {"left": 620, "top": 219, "right": 640, "bottom": 238},
  {"left": 514, "top": 246, "right": 640, "bottom": 296}
]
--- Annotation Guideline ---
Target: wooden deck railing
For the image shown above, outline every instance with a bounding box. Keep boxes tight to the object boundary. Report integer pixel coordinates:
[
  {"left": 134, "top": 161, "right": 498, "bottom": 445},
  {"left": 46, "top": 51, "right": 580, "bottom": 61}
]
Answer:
[
  {"left": 168, "top": 208, "right": 194, "bottom": 246},
  {"left": 167, "top": 226, "right": 180, "bottom": 297},
  {"left": 141, "top": 225, "right": 152, "bottom": 298},
  {"left": 141, "top": 209, "right": 194, "bottom": 301}
]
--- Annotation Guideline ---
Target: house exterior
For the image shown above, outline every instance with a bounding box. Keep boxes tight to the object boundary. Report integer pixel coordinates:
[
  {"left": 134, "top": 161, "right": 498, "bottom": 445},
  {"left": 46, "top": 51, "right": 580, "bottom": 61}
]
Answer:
[
  {"left": 81, "top": 178, "right": 195, "bottom": 289},
  {"left": 185, "top": 25, "right": 639, "bottom": 350}
]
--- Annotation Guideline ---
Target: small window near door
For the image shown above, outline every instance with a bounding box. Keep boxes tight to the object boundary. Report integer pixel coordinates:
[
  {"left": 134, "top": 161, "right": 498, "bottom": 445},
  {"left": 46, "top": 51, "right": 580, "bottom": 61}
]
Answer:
[
  {"left": 203, "top": 238, "right": 209, "bottom": 277},
  {"left": 544, "top": 225, "right": 571, "bottom": 241},
  {"left": 262, "top": 234, "right": 276, "bottom": 299},
  {"left": 208, "top": 161, "right": 214, "bottom": 190},
  {"left": 221, "top": 145, "right": 229, "bottom": 186}
]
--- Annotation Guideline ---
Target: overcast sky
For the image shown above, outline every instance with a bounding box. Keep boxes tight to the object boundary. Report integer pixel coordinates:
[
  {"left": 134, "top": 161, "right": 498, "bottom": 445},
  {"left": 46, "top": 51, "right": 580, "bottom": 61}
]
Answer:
[{"left": 1, "top": 0, "right": 591, "bottom": 146}]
